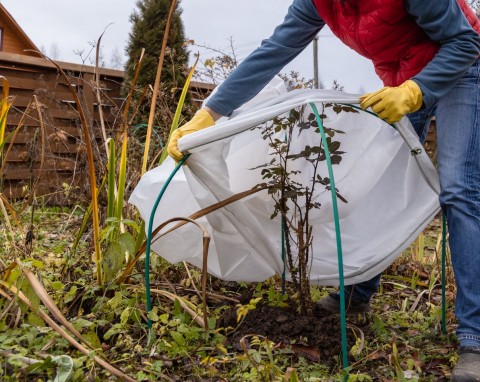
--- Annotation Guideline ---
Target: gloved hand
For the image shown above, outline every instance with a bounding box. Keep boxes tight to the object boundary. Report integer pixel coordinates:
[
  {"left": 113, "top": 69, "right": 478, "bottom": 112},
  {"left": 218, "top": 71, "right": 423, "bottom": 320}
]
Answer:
[
  {"left": 360, "top": 80, "right": 423, "bottom": 124},
  {"left": 167, "top": 108, "right": 215, "bottom": 162}
]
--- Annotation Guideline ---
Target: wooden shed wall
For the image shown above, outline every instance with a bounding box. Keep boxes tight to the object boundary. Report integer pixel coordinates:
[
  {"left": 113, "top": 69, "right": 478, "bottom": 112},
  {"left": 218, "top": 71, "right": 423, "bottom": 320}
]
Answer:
[
  {"left": 1, "top": 22, "right": 30, "bottom": 55},
  {"left": 0, "top": 4, "right": 39, "bottom": 57},
  {"left": 1, "top": 52, "right": 124, "bottom": 203}
]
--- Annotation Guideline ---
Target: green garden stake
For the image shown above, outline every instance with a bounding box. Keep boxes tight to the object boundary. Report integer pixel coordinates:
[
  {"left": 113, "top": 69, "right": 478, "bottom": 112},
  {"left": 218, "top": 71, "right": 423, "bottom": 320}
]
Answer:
[
  {"left": 310, "top": 102, "right": 349, "bottom": 380},
  {"left": 145, "top": 155, "right": 190, "bottom": 330},
  {"left": 441, "top": 213, "right": 447, "bottom": 335},
  {"left": 281, "top": 216, "right": 286, "bottom": 295}
]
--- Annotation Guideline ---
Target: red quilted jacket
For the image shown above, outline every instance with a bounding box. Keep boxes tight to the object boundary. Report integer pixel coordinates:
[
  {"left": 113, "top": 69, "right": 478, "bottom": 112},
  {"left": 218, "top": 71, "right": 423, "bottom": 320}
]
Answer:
[{"left": 313, "top": 0, "right": 480, "bottom": 86}]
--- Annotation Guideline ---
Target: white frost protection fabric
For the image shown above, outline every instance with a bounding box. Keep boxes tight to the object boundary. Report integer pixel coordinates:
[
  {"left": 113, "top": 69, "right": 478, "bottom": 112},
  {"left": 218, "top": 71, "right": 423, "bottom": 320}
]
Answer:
[{"left": 129, "top": 88, "right": 440, "bottom": 286}]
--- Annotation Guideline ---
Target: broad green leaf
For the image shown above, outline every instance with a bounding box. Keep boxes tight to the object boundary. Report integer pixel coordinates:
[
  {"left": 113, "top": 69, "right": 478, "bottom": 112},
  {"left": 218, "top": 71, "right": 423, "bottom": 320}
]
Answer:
[
  {"left": 104, "top": 323, "right": 124, "bottom": 340},
  {"left": 102, "top": 242, "right": 124, "bottom": 283},
  {"left": 120, "top": 307, "right": 131, "bottom": 325},
  {"left": 120, "top": 219, "right": 140, "bottom": 231},
  {"left": 83, "top": 331, "right": 103, "bottom": 352},
  {"left": 72, "top": 318, "right": 95, "bottom": 330},
  {"left": 170, "top": 331, "right": 186, "bottom": 346},
  {"left": 118, "top": 232, "right": 135, "bottom": 260},
  {"left": 19, "top": 278, "right": 40, "bottom": 312},
  {"left": 23, "top": 259, "right": 44, "bottom": 269},
  {"left": 52, "top": 355, "right": 74, "bottom": 382},
  {"left": 286, "top": 367, "right": 299, "bottom": 382},
  {"left": 27, "top": 312, "right": 45, "bottom": 327},
  {"left": 159, "top": 313, "right": 170, "bottom": 324},
  {"left": 107, "top": 291, "right": 124, "bottom": 310},
  {"left": 4, "top": 268, "right": 21, "bottom": 285},
  {"left": 50, "top": 281, "right": 65, "bottom": 291},
  {"left": 26, "top": 356, "right": 54, "bottom": 374},
  {"left": 64, "top": 286, "right": 78, "bottom": 304},
  {"left": 147, "top": 307, "right": 159, "bottom": 322}
]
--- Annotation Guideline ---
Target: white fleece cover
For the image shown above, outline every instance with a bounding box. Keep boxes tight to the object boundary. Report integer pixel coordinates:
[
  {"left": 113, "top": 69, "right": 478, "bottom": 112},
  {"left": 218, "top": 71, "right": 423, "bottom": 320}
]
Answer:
[{"left": 129, "top": 81, "right": 440, "bottom": 286}]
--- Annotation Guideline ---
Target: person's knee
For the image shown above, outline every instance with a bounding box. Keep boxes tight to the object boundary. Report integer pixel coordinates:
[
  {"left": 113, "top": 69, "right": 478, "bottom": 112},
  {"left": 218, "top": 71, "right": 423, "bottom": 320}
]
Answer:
[
  {"left": 440, "top": 188, "right": 473, "bottom": 211},
  {"left": 439, "top": 179, "right": 480, "bottom": 216}
]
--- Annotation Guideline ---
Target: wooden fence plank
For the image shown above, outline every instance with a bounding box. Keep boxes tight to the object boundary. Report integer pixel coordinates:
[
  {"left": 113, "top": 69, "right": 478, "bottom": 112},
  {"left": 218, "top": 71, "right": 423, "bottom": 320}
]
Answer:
[
  {"left": 3, "top": 174, "right": 86, "bottom": 200},
  {"left": 5, "top": 158, "right": 78, "bottom": 170},
  {"left": 4, "top": 127, "right": 102, "bottom": 142},
  {"left": 3, "top": 168, "right": 76, "bottom": 180}
]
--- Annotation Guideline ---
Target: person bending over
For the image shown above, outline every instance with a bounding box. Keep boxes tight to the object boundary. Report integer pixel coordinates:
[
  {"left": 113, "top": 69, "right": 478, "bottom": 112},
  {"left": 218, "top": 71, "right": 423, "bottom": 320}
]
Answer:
[{"left": 168, "top": 1, "right": 480, "bottom": 380}]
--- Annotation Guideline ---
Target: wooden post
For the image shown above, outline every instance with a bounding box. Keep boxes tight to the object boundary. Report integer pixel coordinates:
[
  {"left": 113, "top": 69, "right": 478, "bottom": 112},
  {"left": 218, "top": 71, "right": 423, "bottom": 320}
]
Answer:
[{"left": 313, "top": 35, "right": 319, "bottom": 89}]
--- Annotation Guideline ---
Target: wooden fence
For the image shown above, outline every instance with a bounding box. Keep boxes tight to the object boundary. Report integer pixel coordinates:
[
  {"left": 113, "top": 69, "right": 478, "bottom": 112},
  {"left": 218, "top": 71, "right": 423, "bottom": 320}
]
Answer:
[
  {"left": 1, "top": 52, "right": 125, "bottom": 203},
  {"left": 0, "top": 52, "right": 216, "bottom": 204}
]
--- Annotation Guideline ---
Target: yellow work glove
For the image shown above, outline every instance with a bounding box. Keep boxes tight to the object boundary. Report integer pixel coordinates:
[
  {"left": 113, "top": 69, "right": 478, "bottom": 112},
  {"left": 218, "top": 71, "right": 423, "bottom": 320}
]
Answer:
[
  {"left": 167, "top": 108, "right": 215, "bottom": 162},
  {"left": 360, "top": 80, "right": 423, "bottom": 124}
]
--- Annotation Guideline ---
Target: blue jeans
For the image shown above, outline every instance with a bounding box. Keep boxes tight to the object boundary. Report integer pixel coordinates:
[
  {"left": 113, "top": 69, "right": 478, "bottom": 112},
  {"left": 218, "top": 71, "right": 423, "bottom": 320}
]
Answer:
[{"left": 348, "top": 59, "right": 480, "bottom": 348}]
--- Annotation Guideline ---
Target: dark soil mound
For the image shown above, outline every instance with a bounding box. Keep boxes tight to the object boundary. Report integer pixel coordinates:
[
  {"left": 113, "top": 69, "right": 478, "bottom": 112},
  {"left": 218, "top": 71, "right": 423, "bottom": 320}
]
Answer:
[{"left": 217, "top": 300, "right": 370, "bottom": 369}]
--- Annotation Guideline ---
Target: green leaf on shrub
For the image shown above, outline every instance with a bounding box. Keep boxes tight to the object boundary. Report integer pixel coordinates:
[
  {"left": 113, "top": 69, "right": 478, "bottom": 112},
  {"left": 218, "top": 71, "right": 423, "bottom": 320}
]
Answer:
[
  {"left": 170, "top": 331, "right": 186, "bottom": 346},
  {"left": 50, "top": 281, "right": 64, "bottom": 291},
  {"left": 27, "top": 312, "right": 44, "bottom": 327},
  {"left": 118, "top": 232, "right": 135, "bottom": 259},
  {"left": 73, "top": 318, "right": 95, "bottom": 330},
  {"left": 102, "top": 242, "right": 124, "bottom": 283},
  {"left": 64, "top": 286, "right": 77, "bottom": 304},
  {"left": 147, "top": 308, "right": 159, "bottom": 322},
  {"left": 83, "top": 331, "right": 103, "bottom": 352},
  {"left": 104, "top": 323, "right": 123, "bottom": 340}
]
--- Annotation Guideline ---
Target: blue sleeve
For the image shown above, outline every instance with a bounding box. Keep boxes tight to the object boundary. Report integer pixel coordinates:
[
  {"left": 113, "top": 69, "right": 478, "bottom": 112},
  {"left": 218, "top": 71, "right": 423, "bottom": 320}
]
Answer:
[
  {"left": 206, "top": 0, "right": 324, "bottom": 116},
  {"left": 406, "top": 0, "right": 480, "bottom": 108}
]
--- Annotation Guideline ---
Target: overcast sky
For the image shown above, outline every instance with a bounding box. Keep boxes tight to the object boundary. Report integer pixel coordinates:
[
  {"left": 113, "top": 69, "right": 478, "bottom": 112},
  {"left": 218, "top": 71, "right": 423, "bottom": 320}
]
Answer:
[{"left": 1, "top": 0, "right": 382, "bottom": 93}]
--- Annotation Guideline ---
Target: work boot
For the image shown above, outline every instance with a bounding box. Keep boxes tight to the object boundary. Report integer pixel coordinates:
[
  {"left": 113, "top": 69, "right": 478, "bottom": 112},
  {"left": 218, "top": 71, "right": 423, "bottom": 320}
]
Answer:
[
  {"left": 451, "top": 348, "right": 480, "bottom": 382},
  {"left": 317, "top": 293, "right": 370, "bottom": 315}
]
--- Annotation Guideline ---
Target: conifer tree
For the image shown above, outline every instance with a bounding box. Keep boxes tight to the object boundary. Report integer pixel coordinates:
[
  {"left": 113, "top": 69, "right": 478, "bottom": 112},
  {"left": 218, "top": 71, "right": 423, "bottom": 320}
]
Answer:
[{"left": 124, "top": 0, "right": 189, "bottom": 129}]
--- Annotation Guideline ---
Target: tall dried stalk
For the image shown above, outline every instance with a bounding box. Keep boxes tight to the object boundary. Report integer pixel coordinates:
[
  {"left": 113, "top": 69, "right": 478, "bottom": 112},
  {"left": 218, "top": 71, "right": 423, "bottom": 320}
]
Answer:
[
  {"left": 38, "top": 56, "right": 103, "bottom": 285},
  {"left": 0, "top": 98, "right": 33, "bottom": 178},
  {"left": 0, "top": 76, "right": 12, "bottom": 159},
  {"left": 94, "top": 28, "right": 110, "bottom": 160},
  {"left": 158, "top": 56, "right": 199, "bottom": 165},
  {"left": 141, "top": 0, "right": 178, "bottom": 174}
]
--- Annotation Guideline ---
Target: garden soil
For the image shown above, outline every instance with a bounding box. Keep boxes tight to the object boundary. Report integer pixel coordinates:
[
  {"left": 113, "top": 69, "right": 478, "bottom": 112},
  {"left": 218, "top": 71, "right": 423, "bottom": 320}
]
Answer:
[{"left": 217, "top": 291, "right": 370, "bottom": 369}]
